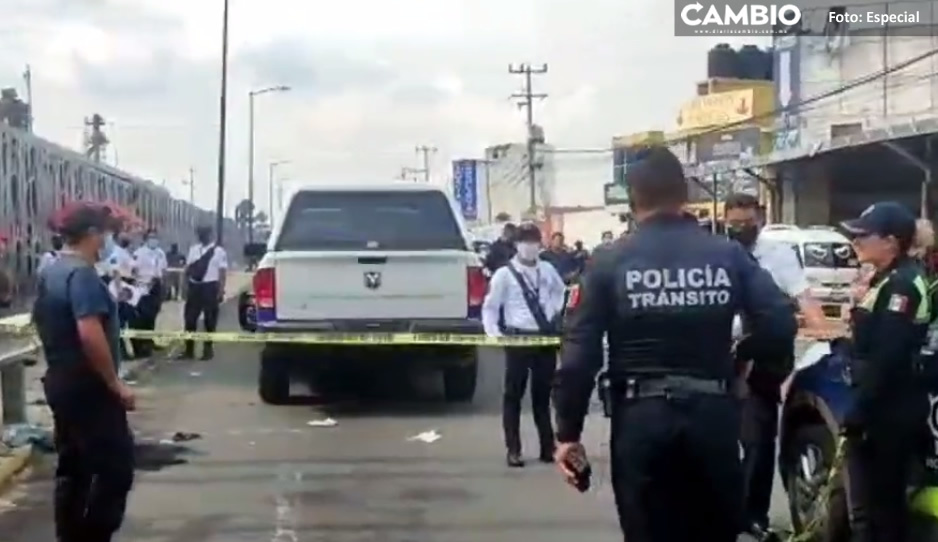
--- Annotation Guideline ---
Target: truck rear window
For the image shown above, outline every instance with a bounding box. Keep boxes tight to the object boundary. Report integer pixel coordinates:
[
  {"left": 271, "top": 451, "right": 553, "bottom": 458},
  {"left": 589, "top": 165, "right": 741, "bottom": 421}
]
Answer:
[{"left": 275, "top": 190, "right": 467, "bottom": 251}]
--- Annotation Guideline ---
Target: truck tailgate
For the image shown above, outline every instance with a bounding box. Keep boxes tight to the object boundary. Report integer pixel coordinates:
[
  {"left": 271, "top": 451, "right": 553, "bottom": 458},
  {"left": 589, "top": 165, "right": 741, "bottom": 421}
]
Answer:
[{"left": 275, "top": 251, "right": 468, "bottom": 320}]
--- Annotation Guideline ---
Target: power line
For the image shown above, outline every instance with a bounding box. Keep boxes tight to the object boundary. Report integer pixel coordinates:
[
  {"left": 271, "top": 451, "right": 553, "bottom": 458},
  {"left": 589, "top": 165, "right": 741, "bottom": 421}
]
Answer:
[
  {"left": 509, "top": 63, "right": 548, "bottom": 213},
  {"left": 539, "top": 47, "right": 938, "bottom": 155}
]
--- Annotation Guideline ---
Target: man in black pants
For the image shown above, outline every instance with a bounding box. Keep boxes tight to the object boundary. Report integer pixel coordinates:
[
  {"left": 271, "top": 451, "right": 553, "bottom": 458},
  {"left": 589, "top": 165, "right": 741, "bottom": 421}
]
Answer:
[
  {"left": 178, "top": 225, "right": 228, "bottom": 361},
  {"left": 723, "top": 193, "right": 826, "bottom": 539},
  {"left": 481, "top": 223, "right": 567, "bottom": 467},
  {"left": 34, "top": 202, "right": 136, "bottom": 542}
]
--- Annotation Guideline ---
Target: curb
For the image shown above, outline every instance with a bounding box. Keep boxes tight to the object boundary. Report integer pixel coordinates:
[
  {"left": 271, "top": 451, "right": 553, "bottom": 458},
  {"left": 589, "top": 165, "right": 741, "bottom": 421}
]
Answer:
[{"left": 0, "top": 445, "right": 34, "bottom": 490}]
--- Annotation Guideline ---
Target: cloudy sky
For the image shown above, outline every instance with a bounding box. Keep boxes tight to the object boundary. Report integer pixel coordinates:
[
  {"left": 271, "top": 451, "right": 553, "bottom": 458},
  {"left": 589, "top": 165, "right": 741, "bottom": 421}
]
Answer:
[{"left": 2, "top": 0, "right": 765, "bottom": 215}]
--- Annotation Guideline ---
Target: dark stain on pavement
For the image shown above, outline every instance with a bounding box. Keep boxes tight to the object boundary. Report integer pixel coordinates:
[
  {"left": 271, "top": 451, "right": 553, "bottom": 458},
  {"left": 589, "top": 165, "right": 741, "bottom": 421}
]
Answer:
[{"left": 134, "top": 441, "right": 197, "bottom": 472}]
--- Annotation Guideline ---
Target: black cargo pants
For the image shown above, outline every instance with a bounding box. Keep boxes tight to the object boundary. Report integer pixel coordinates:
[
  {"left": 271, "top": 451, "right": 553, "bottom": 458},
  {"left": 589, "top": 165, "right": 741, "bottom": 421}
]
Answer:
[
  {"left": 610, "top": 393, "right": 743, "bottom": 542},
  {"left": 740, "top": 370, "right": 784, "bottom": 530},
  {"left": 182, "top": 281, "right": 220, "bottom": 356},
  {"left": 130, "top": 280, "right": 163, "bottom": 357},
  {"left": 845, "top": 396, "right": 923, "bottom": 542},
  {"left": 43, "top": 369, "right": 135, "bottom": 542},
  {"left": 502, "top": 345, "right": 556, "bottom": 455}
]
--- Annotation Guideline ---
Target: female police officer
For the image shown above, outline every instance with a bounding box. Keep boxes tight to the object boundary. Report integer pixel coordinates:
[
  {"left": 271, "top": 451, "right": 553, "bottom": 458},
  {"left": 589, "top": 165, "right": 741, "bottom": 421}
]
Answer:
[
  {"left": 34, "top": 202, "right": 136, "bottom": 542},
  {"left": 840, "top": 202, "right": 931, "bottom": 541}
]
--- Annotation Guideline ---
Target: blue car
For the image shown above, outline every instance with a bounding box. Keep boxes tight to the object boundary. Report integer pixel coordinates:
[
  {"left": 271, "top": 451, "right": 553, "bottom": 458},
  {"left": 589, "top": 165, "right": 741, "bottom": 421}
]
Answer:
[{"left": 779, "top": 340, "right": 938, "bottom": 541}]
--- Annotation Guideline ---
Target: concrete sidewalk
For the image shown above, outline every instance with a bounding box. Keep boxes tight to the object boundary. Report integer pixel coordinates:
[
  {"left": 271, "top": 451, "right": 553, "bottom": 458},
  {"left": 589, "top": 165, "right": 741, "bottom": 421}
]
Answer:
[
  {"left": 0, "top": 271, "right": 252, "bottom": 486},
  {"left": 18, "top": 271, "right": 252, "bottom": 426}
]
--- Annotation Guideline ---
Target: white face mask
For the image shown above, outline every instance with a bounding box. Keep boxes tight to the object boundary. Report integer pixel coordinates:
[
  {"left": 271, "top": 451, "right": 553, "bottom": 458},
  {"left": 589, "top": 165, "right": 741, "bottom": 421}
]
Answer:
[{"left": 516, "top": 242, "right": 540, "bottom": 261}]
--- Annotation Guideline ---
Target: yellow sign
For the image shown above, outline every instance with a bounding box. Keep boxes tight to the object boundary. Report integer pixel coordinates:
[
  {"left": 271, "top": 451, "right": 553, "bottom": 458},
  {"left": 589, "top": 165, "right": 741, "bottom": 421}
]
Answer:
[{"left": 676, "top": 89, "right": 754, "bottom": 131}]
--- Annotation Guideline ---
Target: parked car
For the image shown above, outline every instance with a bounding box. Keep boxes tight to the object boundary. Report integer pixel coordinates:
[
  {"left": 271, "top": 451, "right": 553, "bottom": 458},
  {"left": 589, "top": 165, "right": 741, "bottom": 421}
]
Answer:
[
  {"left": 760, "top": 225, "right": 859, "bottom": 318},
  {"left": 251, "top": 183, "right": 485, "bottom": 405},
  {"left": 779, "top": 340, "right": 938, "bottom": 541}
]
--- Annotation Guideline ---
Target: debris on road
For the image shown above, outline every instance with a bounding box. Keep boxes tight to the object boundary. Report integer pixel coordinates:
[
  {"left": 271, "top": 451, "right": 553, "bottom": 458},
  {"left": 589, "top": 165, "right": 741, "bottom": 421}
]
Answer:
[
  {"left": 1, "top": 423, "right": 54, "bottom": 452},
  {"left": 306, "top": 418, "right": 337, "bottom": 428},
  {"left": 407, "top": 429, "right": 441, "bottom": 443},
  {"left": 189, "top": 371, "right": 202, "bottom": 377},
  {"left": 171, "top": 431, "right": 201, "bottom": 442}
]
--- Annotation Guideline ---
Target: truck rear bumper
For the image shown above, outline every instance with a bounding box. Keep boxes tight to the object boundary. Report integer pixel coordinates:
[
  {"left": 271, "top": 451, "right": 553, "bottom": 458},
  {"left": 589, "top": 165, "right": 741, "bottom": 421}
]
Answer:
[{"left": 256, "top": 317, "right": 483, "bottom": 335}]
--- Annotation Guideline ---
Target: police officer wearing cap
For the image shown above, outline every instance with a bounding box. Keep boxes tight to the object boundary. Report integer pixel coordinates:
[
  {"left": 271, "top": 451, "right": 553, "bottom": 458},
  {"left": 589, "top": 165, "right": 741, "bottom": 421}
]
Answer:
[
  {"left": 840, "top": 201, "right": 930, "bottom": 541},
  {"left": 552, "top": 146, "right": 798, "bottom": 542},
  {"left": 33, "top": 203, "right": 136, "bottom": 542}
]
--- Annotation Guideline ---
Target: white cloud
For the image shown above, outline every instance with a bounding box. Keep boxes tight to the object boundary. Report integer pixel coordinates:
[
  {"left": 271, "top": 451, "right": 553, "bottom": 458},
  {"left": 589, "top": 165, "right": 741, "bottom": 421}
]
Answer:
[{"left": 0, "top": 0, "right": 769, "bottom": 216}]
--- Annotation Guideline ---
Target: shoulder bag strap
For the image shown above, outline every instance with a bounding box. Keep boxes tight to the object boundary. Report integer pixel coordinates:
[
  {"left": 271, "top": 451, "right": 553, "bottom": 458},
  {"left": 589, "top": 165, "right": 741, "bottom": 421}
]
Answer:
[{"left": 505, "top": 263, "right": 553, "bottom": 333}]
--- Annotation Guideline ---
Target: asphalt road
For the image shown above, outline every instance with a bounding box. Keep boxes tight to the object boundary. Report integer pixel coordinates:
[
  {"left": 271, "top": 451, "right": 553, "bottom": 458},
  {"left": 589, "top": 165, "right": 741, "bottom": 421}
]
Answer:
[{"left": 0, "top": 305, "right": 797, "bottom": 541}]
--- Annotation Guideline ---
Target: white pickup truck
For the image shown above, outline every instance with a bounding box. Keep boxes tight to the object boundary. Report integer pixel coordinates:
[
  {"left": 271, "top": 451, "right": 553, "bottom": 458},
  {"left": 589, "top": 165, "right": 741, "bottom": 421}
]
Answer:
[{"left": 248, "top": 183, "right": 486, "bottom": 405}]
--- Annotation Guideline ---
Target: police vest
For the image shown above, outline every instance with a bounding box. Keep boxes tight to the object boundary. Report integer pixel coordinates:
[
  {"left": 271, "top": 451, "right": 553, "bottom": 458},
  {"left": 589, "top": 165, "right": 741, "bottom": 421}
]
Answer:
[{"left": 858, "top": 271, "right": 931, "bottom": 323}]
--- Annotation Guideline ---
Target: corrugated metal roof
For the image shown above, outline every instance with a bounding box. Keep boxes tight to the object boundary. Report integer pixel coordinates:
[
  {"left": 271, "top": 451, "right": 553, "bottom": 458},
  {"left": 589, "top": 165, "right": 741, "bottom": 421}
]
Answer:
[{"left": 682, "top": 116, "right": 938, "bottom": 177}]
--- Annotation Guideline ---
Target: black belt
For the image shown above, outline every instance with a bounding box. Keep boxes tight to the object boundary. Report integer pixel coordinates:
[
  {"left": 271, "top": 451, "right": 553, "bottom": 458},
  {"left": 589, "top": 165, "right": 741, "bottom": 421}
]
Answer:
[{"left": 621, "top": 375, "right": 728, "bottom": 400}]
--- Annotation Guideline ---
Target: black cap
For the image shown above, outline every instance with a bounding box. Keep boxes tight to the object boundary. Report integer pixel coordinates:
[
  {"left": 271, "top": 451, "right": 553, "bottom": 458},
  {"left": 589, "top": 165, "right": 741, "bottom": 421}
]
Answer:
[
  {"left": 840, "top": 201, "right": 916, "bottom": 243},
  {"left": 515, "top": 222, "right": 542, "bottom": 243}
]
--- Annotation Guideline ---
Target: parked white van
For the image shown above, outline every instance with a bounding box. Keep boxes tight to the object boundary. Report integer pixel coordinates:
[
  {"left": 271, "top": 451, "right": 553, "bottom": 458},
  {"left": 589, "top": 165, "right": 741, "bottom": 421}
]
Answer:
[{"left": 759, "top": 224, "right": 860, "bottom": 314}]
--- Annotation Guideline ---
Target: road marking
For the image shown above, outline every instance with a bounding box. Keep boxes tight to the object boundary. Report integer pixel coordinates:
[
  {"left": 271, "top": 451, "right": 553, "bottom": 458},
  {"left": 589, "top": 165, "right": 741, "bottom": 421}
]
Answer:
[{"left": 272, "top": 468, "right": 300, "bottom": 542}]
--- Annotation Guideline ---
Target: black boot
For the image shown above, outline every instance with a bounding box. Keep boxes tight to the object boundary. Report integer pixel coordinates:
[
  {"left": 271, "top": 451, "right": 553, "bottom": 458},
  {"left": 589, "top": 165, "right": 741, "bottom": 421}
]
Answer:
[
  {"left": 175, "top": 341, "right": 194, "bottom": 360},
  {"left": 200, "top": 344, "right": 214, "bottom": 361},
  {"left": 539, "top": 444, "right": 555, "bottom": 464}
]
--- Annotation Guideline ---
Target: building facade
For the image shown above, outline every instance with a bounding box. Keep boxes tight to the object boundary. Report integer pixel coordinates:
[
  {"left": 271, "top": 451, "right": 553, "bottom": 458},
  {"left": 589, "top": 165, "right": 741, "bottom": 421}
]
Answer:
[{"left": 483, "top": 142, "right": 556, "bottom": 224}]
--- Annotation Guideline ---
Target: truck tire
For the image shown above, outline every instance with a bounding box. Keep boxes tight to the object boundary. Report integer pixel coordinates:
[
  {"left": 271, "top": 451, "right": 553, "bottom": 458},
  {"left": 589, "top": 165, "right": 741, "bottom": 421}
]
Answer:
[
  {"left": 259, "top": 349, "right": 290, "bottom": 405},
  {"left": 443, "top": 350, "right": 478, "bottom": 403},
  {"left": 782, "top": 423, "right": 849, "bottom": 542}
]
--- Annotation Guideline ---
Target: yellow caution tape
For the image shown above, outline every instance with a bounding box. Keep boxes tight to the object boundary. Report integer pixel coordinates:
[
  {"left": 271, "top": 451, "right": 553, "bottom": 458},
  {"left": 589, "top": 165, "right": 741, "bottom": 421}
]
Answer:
[{"left": 0, "top": 323, "right": 560, "bottom": 347}]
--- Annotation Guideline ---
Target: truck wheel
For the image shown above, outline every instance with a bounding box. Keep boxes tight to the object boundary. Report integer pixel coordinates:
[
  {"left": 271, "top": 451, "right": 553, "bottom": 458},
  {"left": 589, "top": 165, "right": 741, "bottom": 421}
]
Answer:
[
  {"left": 783, "top": 424, "right": 849, "bottom": 542},
  {"left": 443, "top": 350, "right": 478, "bottom": 403},
  {"left": 259, "top": 349, "right": 290, "bottom": 405}
]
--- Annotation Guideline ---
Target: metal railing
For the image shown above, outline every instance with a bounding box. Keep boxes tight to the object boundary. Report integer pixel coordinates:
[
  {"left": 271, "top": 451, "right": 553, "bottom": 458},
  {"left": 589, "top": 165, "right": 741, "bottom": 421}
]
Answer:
[{"left": 0, "top": 343, "right": 39, "bottom": 426}]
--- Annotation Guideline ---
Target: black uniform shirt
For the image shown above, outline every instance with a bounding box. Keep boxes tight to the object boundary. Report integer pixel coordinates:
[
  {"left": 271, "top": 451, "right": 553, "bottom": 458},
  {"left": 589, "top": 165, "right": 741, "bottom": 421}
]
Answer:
[
  {"left": 553, "top": 213, "right": 798, "bottom": 442},
  {"left": 850, "top": 257, "right": 929, "bottom": 421}
]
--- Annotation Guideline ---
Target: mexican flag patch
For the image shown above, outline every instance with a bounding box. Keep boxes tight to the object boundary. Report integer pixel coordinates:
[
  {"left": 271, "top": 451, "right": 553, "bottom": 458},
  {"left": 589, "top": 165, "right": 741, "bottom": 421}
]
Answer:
[{"left": 887, "top": 294, "right": 909, "bottom": 313}]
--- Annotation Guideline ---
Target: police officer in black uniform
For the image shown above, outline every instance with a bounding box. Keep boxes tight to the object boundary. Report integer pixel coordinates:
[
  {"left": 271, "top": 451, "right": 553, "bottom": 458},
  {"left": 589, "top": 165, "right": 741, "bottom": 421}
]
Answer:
[
  {"left": 840, "top": 202, "right": 930, "bottom": 542},
  {"left": 33, "top": 202, "right": 136, "bottom": 542},
  {"left": 552, "top": 146, "right": 798, "bottom": 542}
]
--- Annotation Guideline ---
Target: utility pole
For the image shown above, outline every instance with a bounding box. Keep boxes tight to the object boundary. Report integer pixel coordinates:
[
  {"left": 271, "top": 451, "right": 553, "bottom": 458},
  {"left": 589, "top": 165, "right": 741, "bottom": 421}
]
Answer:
[
  {"left": 414, "top": 145, "right": 437, "bottom": 183},
  {"left": 214, "top": 0, "right": 231, "bottom": 244},
  {"left": 23, "top": 65, "right": 32, "bottom": 133},
  {"left": 509, "top": 63, "right": 548, "bottom": 214}
]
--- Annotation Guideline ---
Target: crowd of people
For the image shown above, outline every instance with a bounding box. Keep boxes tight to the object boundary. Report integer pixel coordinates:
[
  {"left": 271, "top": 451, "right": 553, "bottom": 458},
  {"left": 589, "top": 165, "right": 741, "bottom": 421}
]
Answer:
[
  {"left": 481, "top": 222, "right": 621, "bottom": 285},
  {"left": 480, "top": 145, "right": 938, "bottom": 542}
]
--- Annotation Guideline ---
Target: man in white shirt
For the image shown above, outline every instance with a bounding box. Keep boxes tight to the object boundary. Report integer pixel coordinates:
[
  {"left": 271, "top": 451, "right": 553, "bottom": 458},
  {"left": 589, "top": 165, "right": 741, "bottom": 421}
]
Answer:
[
  {"left": 37, "top": 235, "right": 63, "bottom": 274},
  {"left": 130, "top": 229, "right": 168, "bottom": 357},
  {"left": 723, "top": 193, "right": 826, "bottom": 538},
  {"left": 178, "top": 225, "right": 228, "bottom": 360},
  {"left": 107, "top": 235, "right": 136, "bottom": 282},
  {"left": 482, "top": 223, "right": 566, "bottom": 468}
]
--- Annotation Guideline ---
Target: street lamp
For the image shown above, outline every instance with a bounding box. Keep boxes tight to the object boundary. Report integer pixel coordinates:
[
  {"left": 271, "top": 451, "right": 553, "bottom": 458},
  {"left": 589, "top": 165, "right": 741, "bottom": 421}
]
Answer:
[
  {"left": 214, "top": 0, "right": 230, "bottom": 244},
  {"left": 247, "top": 85, "right": 290, "bottom": 243},
  {"left": 268, "top": 160, "right": 289, "bottom": 224}
]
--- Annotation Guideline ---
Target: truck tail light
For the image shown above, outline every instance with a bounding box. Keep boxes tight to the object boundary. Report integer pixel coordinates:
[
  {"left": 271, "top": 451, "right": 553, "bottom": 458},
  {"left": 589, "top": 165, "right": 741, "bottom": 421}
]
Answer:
[
  {"left": 467, "top": 267, "right": 487, "bottom": 307},
  {"left": 253, "top": 268, "right": 276, "bottom": 309}
]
